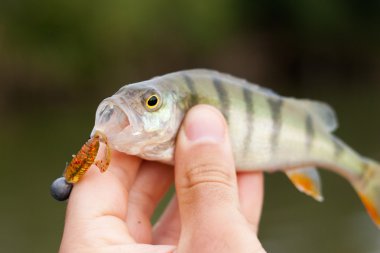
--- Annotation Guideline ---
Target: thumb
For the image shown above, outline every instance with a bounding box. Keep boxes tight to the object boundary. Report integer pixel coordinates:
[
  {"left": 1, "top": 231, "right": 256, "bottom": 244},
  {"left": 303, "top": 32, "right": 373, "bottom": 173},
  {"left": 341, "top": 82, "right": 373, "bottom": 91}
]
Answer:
[{"left": 174, "top": 105, "right": 240, "bottom": 233}]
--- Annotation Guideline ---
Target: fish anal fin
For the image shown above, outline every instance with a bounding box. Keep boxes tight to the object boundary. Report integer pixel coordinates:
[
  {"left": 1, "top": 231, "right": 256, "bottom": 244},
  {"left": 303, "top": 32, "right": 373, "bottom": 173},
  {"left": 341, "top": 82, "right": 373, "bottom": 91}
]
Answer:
[{"left": 286, "top": 167, "right": 324, "bottom": 202}]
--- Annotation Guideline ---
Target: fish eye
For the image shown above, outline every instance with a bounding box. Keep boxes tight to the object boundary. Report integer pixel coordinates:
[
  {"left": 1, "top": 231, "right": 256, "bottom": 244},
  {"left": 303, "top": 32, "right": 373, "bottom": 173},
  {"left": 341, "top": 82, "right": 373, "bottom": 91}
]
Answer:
[{"left": 144, "top": 94, "right": 161, "bottom": 111}]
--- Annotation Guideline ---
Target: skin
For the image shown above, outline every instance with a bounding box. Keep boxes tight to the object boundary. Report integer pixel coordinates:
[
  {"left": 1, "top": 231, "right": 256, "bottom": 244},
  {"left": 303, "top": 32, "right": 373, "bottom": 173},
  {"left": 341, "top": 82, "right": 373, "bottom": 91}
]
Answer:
[{"left": 60, "top": 105, "right": 266, "bottom": 253}]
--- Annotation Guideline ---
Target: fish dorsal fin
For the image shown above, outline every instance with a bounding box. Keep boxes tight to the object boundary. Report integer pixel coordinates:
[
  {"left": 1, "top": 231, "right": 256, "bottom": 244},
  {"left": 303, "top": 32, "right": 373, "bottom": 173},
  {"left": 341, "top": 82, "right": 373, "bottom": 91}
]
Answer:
[
  {"left": 286, "top": 167, "right": 324, "bottom": 202},
  {"left": 290, "top": 99, "right": 338, "bottom": 132}
]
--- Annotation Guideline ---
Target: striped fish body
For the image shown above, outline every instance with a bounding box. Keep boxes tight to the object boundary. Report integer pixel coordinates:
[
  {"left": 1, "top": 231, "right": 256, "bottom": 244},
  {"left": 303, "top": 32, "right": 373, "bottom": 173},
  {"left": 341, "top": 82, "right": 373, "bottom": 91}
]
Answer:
[
  {"left": 178, "top": 71, "right": 340, "bottom": 172},
  {"left": 92, "top": 69, "right": 380, "bottom": 228},
  {"left": 157, "top": 70, "right": 358, "bottom": 176}
]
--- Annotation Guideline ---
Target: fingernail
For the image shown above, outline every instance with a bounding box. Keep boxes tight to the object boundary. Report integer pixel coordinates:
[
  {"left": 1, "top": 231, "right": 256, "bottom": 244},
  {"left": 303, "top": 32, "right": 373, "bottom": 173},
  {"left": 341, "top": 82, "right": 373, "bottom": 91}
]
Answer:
[{"left": 184, "top": 105, "right": 225, "bottom": 142}]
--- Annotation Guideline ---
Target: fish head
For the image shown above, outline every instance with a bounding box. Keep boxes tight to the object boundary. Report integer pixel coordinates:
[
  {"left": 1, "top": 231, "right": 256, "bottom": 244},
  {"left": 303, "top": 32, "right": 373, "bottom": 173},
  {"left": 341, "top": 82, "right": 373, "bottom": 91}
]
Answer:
[{"left": 91, "top": 79, "right": 184, "bottom": 162}]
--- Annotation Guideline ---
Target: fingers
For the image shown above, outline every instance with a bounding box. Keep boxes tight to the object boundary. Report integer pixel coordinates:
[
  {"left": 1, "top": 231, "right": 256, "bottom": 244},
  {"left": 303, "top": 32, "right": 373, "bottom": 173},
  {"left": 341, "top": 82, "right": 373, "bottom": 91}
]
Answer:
[
  {"left": 92, "top": 244, "right": 176, "bottom": 253},
  {"left": 127, "top": 161, "right": 174, "bottom": 243},
  {"left": 174, "top": 105, "right": 264, "bottom": 252},
  {"left": 175, "top": 105, "right": 239, "bottom": 217},
  {"left": 153, "top": 196, "right": 181, "bottom": 245},
  {"left": 152, "top": 174, "right": 264, "bottom": 244},
  {"left": 174, "top": 105, "right": 240, "bottom": 232},
  {"left": 237, "top": 172, "right": 264, "bottom": 232},
  {"left": 66, "top": 150, "right": 141, "bottom": 221},
  {"left": 61, "top": 151, "right": 142, "bottom": 249},
  {"left": 152, "top": 174, "right": 264, "bottom": 246}
]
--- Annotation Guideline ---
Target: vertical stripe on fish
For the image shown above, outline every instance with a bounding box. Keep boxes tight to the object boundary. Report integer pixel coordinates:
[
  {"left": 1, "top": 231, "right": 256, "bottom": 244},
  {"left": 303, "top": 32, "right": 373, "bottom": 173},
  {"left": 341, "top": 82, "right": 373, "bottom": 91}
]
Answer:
[
  {"left": 361, "top": 162, "right": 373, "bottom": 184},
  {"left": 182, "top": 74, "right": 199, "bottom": 106},
  {"left": 305, "top": 114, "right": 315, "bottom": 153},
  {"left": 213, "top": 77, "right": 230, "bottom": 122},
  {"left": 268, "top": 97, "right": 284, "bottom": 154},
  {"left": 243, "top": 86, "right": 254, "bottom": 157}
]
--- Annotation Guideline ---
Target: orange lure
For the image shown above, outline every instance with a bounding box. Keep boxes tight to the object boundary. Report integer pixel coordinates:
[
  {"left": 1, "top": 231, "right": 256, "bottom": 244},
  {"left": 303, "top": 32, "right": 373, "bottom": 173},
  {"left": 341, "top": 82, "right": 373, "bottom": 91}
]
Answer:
[{"left": 64, "top": 131, "right": 111, "bottom": 183}]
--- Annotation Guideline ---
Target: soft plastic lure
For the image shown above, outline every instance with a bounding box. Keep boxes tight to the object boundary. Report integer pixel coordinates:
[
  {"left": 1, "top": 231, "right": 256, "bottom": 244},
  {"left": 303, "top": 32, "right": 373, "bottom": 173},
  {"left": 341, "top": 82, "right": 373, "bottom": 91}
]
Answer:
[
  {"left": 50, "top": 131, "right": 110, "bottom": 200},
  {"left": 51, "top": 69, "right": 380, "bottom": 228}
]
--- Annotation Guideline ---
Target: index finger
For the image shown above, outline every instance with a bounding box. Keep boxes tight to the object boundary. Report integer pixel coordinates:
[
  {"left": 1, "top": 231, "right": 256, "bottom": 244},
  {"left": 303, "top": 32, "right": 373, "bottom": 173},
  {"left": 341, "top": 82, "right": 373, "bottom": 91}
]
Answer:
[
  {"left": 65, "top": 150, "right": 141, "bottom": 222},
  {"left": 237, "top": 171, "right": 264, "bottom": 232}
]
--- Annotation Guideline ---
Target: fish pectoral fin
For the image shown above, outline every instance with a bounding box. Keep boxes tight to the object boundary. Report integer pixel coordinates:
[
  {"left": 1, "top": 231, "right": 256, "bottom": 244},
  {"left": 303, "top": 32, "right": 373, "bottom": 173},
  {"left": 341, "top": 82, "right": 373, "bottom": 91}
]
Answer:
[{"left": 286, "top": 167, "right": 324, "bottom": 202}]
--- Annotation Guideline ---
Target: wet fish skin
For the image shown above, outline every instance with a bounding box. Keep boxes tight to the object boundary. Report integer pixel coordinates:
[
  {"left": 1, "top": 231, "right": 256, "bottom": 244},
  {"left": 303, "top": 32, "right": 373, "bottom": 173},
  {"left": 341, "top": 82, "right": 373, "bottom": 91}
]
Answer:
[{"left": 92, "top": 69, "right": 380, "bottom": 228}]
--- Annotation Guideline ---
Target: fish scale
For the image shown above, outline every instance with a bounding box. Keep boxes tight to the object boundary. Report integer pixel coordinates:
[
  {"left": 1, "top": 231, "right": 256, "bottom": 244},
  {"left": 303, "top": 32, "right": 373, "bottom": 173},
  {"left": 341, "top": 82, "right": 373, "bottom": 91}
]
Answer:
[{"left": 176, "top": 71, "right": 322, "bottom": 171}]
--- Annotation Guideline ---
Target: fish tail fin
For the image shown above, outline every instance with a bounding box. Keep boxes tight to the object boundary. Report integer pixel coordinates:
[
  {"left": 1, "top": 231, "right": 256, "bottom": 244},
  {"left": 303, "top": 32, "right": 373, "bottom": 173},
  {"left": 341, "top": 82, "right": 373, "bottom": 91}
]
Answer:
[{"left": 354, "top": 158, "right": 380, "bottom": 228}]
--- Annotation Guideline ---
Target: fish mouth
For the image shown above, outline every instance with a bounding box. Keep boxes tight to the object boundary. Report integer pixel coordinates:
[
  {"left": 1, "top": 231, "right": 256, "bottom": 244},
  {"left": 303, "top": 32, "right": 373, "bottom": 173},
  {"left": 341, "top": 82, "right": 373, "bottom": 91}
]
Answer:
[{"left": 91, "top": 99, "right": 131, "bottom": 139}]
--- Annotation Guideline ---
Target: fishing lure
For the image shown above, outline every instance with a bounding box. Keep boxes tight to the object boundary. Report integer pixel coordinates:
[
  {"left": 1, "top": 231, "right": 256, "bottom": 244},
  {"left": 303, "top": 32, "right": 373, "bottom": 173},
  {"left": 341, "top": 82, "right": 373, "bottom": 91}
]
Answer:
[
  {"left": 50, "top": 69, "right": 380, "bottom": 228},
  {"left": 50, "top": 131, "right": 110, "bottom": 200}
]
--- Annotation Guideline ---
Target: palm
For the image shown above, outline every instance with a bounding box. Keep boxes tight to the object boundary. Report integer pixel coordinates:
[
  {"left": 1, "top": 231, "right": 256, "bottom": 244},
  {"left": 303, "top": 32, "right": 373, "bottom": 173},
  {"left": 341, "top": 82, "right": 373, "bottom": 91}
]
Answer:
[{"left": 60, "top": 151, "right": 264, "bottom": 253}]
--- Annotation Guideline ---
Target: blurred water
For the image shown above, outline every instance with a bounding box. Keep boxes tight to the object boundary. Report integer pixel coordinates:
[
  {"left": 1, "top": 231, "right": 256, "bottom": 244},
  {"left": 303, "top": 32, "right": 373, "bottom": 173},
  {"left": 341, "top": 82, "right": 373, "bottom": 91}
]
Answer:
[{"left": 0, "top": 85, "right": 379, "bottom": 252}]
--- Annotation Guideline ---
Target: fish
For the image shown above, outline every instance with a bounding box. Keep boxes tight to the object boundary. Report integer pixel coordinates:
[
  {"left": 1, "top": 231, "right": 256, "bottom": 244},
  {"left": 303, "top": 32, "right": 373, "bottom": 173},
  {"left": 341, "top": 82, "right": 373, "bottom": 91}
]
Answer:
[{"left": 53, "top": 69, "right": 380, "bottom": 228}]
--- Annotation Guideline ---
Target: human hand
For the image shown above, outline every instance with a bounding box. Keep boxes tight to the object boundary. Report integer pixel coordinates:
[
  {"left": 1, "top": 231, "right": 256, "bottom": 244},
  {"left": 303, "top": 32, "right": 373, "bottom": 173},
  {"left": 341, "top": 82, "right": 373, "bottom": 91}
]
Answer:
[{"left": 59, "top": 105, "right": 266, "bottom": 253}]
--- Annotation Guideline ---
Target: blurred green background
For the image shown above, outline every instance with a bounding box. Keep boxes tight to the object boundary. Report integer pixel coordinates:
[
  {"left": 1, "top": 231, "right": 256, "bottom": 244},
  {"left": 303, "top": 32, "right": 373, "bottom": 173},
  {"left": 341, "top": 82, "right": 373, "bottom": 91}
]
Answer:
[{"left": 1, "top": 0, "right": 379, "bottom": 252}]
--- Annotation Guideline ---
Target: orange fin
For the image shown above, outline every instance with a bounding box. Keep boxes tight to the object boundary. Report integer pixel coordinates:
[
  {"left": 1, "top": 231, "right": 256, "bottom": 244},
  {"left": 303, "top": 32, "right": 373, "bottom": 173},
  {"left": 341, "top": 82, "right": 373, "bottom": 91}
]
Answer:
[
  {"left": 286, "top": 167, "right": 324, "bottom": 202},
  {"left": 354, "top": 158, "right": 380, "bottom": 229},
  {"left": 359, "top": 194, "right": 380, "bottom": 228}
]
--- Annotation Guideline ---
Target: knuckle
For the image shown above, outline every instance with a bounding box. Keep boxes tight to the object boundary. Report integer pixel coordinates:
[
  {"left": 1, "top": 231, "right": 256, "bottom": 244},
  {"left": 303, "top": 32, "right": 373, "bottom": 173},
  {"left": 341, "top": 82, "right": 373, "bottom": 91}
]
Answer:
[
  {"left": 128, "top": 187, "right": 155, "bottom": 214},
  {"left": 184, "top": 162, "right": 235, "bottom": 190}
]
